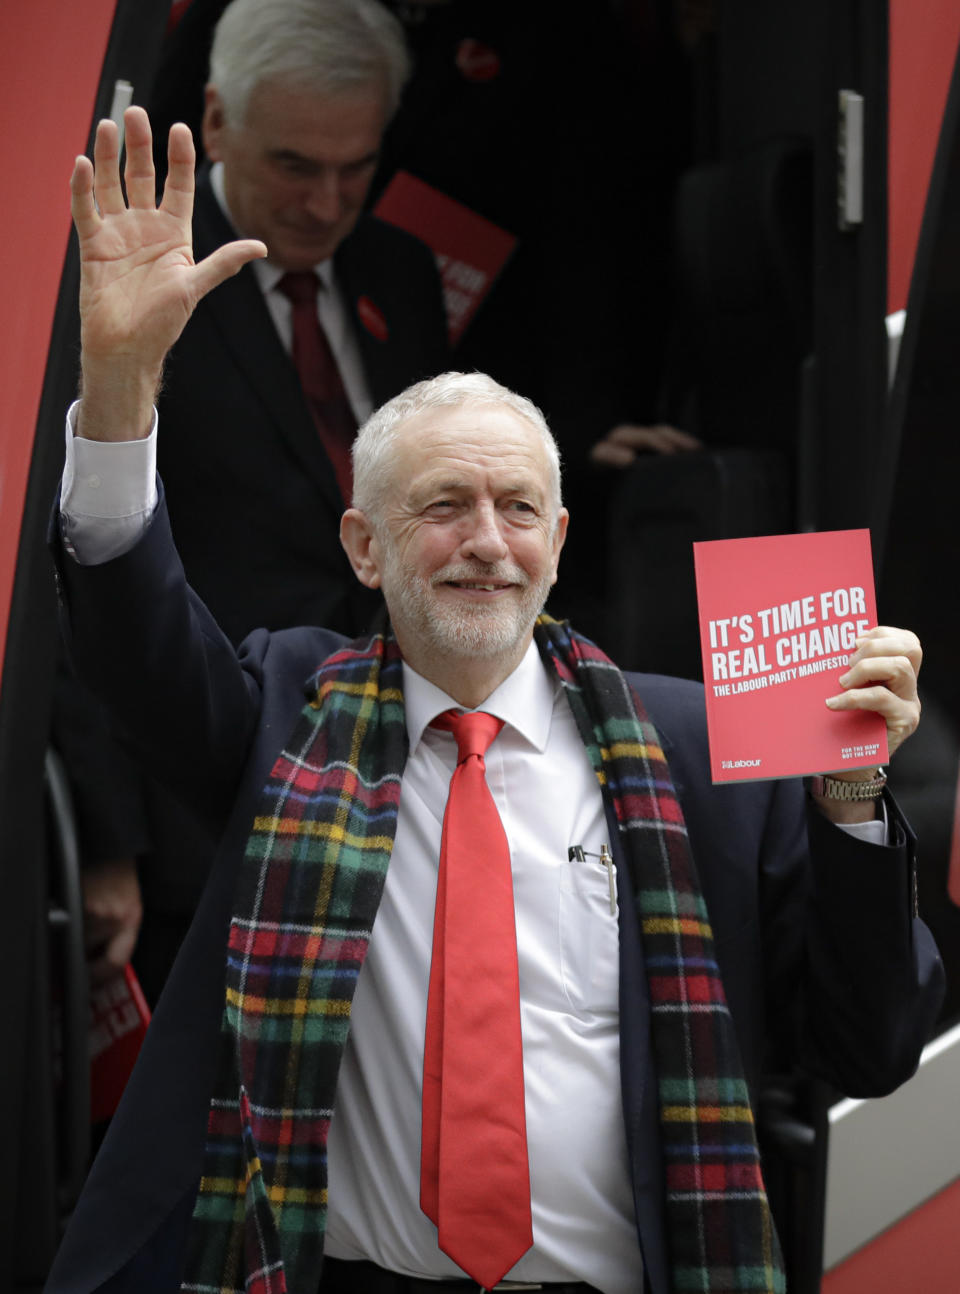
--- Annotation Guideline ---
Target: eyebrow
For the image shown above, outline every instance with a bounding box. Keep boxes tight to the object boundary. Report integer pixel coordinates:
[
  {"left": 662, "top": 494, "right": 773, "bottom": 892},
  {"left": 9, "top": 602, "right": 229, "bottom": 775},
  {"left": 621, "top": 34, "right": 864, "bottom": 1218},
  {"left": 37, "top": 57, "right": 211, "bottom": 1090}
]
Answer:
[
  {"left": 266, "top": 148, "right": 380, "bottom": 171},
  {"left": 412, "top": 477, "right": 546, "bottom": 505}
]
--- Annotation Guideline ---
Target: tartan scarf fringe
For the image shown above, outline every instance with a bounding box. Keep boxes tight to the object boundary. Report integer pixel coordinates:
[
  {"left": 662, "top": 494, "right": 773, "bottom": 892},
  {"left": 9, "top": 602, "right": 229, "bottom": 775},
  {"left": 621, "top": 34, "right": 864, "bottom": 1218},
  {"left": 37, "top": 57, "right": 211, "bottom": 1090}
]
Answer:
[{"left": 182, "top": 618, "right": 784, "bottom": 1294}]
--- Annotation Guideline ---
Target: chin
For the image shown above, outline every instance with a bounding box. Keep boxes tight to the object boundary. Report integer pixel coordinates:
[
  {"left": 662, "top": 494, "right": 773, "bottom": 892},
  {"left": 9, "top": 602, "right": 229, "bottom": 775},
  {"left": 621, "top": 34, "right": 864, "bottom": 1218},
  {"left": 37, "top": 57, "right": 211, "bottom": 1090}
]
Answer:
[
  {"left": 277, "top": 248, "right": 334, "bottom": 271},
  {"left": 272, "top": 230, "right": 341, "bottom": 268},
  {"left": 385, "top": 560, "right": 550, "bottom": 668},
  {"left": 426, "top": 604, "right": 536, "bottom": 659}
]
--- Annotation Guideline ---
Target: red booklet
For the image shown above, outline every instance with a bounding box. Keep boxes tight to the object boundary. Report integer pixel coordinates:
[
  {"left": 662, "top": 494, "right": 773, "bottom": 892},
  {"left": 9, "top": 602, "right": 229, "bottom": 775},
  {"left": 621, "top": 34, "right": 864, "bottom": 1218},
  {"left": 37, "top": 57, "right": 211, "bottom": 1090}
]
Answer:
[
  {"left": 693, "top": 529, "right": 889, "bottom": 783},
  {"left": 89, "top": 962, "right": 151, "bottom": 1123},
  {"left": 373, "top": 171, "right": 516, "bottom": 344}
]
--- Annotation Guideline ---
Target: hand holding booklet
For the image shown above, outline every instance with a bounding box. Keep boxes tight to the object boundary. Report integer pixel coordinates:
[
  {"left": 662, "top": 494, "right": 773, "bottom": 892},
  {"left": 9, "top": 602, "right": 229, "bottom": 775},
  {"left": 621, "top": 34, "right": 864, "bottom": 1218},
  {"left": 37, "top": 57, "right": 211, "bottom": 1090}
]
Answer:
[{"left": 694, "top": 529, "right": 889, "bottom": 783}]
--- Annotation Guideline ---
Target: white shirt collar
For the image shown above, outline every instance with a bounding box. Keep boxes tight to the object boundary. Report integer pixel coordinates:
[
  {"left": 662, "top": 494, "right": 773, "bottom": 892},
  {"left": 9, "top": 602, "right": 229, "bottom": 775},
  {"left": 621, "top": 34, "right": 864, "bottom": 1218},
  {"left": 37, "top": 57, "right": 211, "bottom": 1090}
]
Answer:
[
  {"left": 402, "top": 638, "right": 557, "bottom": 755},
  {"left": 207, "top": 160, "right": 336, "bottom": 292}
]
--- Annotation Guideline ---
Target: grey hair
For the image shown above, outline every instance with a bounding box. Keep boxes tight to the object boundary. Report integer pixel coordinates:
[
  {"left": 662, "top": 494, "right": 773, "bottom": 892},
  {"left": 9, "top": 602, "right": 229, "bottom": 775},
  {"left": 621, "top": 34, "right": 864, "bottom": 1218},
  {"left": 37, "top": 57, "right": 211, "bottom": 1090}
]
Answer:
[
  {"left": 208, "top": 0, "right": 411, "bottom": 126},
  {"left": 352, "top": 371, "right": 563, "bottom": 524}
]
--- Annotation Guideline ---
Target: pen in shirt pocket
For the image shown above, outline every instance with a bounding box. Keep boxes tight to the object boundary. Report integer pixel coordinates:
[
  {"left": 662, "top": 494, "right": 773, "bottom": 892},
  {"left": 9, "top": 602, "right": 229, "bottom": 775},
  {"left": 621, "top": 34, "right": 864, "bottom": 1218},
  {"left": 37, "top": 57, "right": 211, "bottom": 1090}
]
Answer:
[{"left": 567, "top": 843, "right": 617, "bottom": 915}]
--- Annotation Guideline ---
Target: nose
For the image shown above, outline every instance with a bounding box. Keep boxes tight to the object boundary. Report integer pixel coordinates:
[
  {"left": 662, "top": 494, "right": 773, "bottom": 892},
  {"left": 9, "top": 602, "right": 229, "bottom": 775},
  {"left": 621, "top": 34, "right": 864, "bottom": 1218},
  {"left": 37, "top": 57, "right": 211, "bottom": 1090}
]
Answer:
[
  {"left": 303, "top": 170, "right": 342, "bottom": 223},
  {"left": 461, "top": 501, "right": 509, "bottom": 564}
]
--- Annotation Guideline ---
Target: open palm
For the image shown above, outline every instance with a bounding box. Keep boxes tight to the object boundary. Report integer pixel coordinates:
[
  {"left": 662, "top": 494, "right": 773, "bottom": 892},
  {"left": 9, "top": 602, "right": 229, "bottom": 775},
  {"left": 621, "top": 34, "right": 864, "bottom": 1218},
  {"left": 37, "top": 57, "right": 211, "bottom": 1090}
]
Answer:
[{"left": 71, "top": 106, "right": 265, "bottom": 415}]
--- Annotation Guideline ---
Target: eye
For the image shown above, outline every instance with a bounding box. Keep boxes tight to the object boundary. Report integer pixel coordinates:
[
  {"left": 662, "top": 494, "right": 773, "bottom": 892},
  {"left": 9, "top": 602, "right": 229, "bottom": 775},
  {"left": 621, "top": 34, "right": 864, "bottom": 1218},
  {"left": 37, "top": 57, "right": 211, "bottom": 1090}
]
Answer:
[
  {"left": 272, "top": 154, "right": 316, "bottom": 178},
  {"left": 340, "top": 157, "right": 378, "bottom": 180},
  {"left": 505, "top": 499, "right": 537, "bottom": 518}
]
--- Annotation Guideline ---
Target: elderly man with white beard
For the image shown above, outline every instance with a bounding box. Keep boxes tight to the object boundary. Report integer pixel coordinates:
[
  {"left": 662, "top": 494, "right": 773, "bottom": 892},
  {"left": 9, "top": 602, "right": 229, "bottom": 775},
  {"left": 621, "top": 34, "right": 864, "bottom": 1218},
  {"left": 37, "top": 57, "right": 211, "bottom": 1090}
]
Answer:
[{"left": 47, "top": 107, "right": 942, "bottom": 1294}]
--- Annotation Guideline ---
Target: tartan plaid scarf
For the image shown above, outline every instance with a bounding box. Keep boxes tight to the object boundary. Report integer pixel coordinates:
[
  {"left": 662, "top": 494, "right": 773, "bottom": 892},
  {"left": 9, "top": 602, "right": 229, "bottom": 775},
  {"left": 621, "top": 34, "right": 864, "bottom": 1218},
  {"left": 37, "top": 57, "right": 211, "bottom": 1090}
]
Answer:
[{"left": 182, "top": 618, "right": 784, "bottom": 1294}]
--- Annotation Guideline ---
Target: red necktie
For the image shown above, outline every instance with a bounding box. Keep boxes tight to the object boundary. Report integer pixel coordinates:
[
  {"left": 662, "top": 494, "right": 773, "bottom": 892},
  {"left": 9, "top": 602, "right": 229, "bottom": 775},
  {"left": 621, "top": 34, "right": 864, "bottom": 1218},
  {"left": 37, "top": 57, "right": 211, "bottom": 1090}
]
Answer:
[
  {"left": 421, "top": 710, "right": 533, "bottom": 1290},
  {"left": 276, "top": 270, "right": 356, "bottom": 505}
]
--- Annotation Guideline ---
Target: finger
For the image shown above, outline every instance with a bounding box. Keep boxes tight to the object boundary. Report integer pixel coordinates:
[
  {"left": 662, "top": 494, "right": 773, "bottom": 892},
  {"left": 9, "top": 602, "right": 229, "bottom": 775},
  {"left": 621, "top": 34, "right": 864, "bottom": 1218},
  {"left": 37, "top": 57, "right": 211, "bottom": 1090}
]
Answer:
[
  {"left": 840, "top": 660, "right": 919, "bottom": 717},
  {"left": 842, "top": 647, "right": 918, "bottom": 687},
  {"left": 825, "top": 679, "right": 919, "bottom": 726},
  {"left": 825, "top": 682, "right": 919, "bottom": 757},
  {"left": 651, "top": 433, "right": 695, "bottom": 454},
  {"left": 642, "top": 424, "right": 703, "bottom": 451},
  {"left": 88, "top": 926, "right": 139, "bottom": 986},
  {"left": 108, "top": 925, "right": 138, "bottom": 970},
  {"left": 608, "top": 423, "right": 702, "bottom": 451},
  {"left": 828, "top": 678, "right": 915, "bottom": 710},
  {"left": 634, "top": 429, "right": 675, "bottom": 452},
  {"left": 589, "top": 438, "right": 636, "bottom": 468},
  {"left": 70, "top": 154, "right": 100, "bottom": 240},
  {"left": 603, "top": 427, "right": 697, "bottom": 457},
  {"left": 190, "top": 239, "right": 268, "bottom": 301},
  {"left": 122, "top": 105, "right": 157, "bottom": 209},
  {"left": 607, "top": 424, "right": 660, "bottom": 449},
  {"left": 847, "top": 626, "right": 922, "bottom": 679},
  {"left": 91, "top": 118, "right": 125, "bottom": 216},
  {"left": 666, "top": 428, "right": 703, "bottom": 450},
  {"left": 159, "top": 121, "right": 197, "bottom": 223}
]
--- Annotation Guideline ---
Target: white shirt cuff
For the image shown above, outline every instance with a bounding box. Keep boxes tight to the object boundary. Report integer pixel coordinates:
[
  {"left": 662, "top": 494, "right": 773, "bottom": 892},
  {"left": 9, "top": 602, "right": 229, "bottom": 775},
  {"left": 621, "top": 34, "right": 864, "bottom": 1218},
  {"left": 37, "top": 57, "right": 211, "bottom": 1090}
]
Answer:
[
  {"left": 61, "top": 401, "right": 159, "bottom": 565},
  {"left": 836, "top": 801, "right": 889, "bottom": 846}
]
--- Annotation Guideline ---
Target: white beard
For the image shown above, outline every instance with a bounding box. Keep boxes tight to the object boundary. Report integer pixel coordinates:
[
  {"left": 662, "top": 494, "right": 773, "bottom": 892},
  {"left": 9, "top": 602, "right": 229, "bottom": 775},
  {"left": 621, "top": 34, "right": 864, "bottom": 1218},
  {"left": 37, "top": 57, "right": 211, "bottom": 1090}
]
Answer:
[{"left": 382, "top": 553, "right": 554, "bottom": 662}]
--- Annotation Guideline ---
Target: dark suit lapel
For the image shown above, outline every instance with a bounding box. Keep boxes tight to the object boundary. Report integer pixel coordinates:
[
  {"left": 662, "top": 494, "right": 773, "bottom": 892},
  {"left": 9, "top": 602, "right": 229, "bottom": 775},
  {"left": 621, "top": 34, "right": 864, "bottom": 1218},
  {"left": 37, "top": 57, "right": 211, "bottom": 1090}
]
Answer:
[
  {"left": 335, "top": 219, "right": 411, "bottom": 406},
  {"left": 191, "top": 174, "right": 346, "bottom": 515},
  {"left": 608, "top": 802, "right": 670, "bottom": 1294}
]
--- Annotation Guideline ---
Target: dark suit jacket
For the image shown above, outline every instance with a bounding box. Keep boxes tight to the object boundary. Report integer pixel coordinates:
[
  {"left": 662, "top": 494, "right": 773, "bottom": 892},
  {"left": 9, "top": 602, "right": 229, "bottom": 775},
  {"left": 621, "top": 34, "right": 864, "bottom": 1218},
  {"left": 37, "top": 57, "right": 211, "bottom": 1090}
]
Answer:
[
  {"left": 159, "top": 170, "right": 449, "bottom": 645},
  {"left": 47, "top": 501, "right": 943, "bottom": 1294}
]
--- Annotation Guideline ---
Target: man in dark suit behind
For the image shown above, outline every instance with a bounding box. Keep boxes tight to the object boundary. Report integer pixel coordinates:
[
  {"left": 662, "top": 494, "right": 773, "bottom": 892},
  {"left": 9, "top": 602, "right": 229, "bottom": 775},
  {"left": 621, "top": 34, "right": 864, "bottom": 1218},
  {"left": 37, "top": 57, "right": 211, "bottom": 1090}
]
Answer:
[
  {"left": 63, "top": 0, "right": 448, "bottom": 1002},
  {"left": 163, "top": 0, "right": 448, "bottom": 641}
]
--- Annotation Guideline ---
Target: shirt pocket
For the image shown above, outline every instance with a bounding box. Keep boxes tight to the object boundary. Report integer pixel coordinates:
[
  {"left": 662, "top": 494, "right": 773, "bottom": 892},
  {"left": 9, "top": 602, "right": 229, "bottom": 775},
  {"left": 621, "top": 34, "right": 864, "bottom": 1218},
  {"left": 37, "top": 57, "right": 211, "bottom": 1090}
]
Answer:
[{"left": 558, "top": 860, "right": 620, "bottom": 1016}]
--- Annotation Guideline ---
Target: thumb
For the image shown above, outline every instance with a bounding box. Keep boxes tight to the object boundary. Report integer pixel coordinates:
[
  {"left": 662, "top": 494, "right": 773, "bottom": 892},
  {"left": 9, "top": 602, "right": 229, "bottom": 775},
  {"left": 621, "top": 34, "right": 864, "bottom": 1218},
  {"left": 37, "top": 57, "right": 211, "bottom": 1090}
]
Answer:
[{"left": 191, "top": 238, "right": 267, "bottom": 302}]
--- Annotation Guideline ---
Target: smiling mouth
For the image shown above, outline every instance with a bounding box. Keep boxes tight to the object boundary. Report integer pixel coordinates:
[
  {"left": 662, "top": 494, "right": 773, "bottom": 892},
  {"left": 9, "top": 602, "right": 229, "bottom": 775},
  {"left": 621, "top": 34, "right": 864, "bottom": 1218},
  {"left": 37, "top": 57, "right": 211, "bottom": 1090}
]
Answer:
[
  {"left": 447, "top": 580, "right": 512, "bottom": 591},
  {"left": 433, "top": 564, "right": 528, "bottom": 595}
]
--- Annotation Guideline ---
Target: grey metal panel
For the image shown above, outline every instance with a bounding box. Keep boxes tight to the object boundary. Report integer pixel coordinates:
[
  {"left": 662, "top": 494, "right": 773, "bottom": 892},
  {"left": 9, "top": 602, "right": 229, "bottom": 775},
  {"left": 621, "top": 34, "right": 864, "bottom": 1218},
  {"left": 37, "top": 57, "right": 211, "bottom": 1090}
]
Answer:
[{"left": 824, "top": 1021, "right": 960, "bottom": 1267}]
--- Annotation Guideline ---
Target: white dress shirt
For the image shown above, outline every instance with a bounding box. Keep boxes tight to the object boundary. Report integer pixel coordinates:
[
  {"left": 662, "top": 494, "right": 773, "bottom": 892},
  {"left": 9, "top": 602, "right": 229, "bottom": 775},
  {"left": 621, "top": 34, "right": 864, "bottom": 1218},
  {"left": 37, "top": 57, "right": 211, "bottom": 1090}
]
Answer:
[{"left": 324, "top": 647, "right": 642, "bottom": 1292}]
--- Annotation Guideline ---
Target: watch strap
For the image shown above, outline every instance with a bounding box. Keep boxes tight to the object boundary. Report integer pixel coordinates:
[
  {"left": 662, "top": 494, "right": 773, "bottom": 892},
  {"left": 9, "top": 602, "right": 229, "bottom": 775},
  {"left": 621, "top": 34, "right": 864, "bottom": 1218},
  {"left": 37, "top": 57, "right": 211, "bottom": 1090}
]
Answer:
[{"left": 809, "top": 770, "right": 887, "bottom": 800}]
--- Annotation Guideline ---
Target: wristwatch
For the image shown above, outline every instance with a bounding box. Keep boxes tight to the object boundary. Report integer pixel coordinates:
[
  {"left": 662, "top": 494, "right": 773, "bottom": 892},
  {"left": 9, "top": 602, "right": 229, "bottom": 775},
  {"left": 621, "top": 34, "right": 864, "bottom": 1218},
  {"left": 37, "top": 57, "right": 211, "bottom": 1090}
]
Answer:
[{"left": 809, "top": 769, "right": 887, "bottom": 800}]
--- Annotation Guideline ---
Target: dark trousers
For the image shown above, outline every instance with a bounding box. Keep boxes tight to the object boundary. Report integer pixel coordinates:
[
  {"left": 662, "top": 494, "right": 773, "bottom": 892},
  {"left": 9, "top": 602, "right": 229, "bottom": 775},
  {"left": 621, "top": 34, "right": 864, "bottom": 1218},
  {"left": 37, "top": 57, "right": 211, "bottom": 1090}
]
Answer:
[{"left": 320, "top": 1256, "right": 601, "bottom": 1294}]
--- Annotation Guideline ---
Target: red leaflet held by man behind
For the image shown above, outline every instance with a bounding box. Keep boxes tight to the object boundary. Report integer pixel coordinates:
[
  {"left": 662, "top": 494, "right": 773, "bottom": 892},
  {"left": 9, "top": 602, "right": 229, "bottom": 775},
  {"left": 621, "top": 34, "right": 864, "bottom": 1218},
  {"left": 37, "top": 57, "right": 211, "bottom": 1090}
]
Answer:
[
  {"left": 374, "top": 171, "right": 516, "bottom": 345},
  {"left": 89, "top": 962, "right": 151, "bottom": 1124},
  {"left": 694, "top": 529, "right": 889, "bottom": 783}
]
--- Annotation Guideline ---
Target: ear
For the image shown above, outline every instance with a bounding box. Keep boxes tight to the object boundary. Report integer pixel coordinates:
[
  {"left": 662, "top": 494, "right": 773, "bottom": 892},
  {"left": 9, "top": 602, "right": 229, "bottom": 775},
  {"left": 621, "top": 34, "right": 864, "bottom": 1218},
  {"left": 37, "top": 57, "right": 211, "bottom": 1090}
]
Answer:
[
  {"left": 201, "top": 85, "right": 226, "bottom": 161},
  {"left": 340, "top": 509, "right": 382, "bottom": 589},
  {"left": 549, "top": 508, "right": 569, "bottom": 586}
]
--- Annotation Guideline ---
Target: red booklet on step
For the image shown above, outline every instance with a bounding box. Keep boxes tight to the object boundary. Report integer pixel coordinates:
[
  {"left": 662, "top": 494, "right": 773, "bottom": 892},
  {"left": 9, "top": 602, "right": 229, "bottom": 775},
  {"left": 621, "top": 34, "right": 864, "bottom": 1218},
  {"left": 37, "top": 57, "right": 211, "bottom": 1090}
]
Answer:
[
  {"left": 693, "top": 529, "right": 888, "bottom": 783},
  {"left": 374, "top": 171, "right": 516, "bottom": 345}
]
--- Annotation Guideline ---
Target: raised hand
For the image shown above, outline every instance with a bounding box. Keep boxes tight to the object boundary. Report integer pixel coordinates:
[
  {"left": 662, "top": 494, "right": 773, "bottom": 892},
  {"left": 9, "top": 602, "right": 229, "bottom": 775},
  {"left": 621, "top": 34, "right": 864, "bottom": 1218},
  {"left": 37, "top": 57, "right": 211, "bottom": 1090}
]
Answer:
[{"left": 70, "top": 105, "right": 265, "bottom": 440}]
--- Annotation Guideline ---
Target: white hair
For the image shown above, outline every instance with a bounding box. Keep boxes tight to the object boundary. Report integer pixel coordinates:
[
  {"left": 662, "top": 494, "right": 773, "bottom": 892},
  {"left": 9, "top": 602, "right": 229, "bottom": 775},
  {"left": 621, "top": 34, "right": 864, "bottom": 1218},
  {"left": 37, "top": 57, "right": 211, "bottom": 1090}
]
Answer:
[
  {"left": 208, "top": 0, "right": 411, "bottom": 126},
  {"left": 351, "top": 371, "right": 563, "bottom": 525}
]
